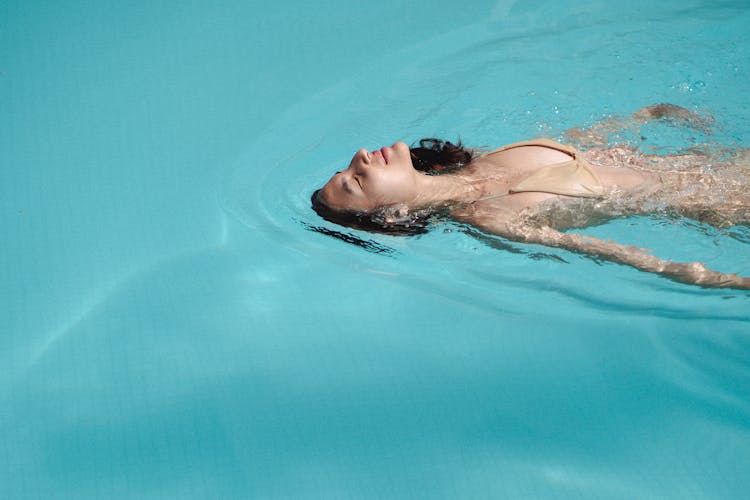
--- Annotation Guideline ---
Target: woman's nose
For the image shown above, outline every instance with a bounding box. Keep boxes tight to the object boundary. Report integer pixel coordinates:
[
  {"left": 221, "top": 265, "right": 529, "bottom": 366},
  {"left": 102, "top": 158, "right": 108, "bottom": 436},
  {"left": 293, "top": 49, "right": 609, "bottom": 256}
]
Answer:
[{"left": 356, "top": 148, "right": 370, "bottom": 163}]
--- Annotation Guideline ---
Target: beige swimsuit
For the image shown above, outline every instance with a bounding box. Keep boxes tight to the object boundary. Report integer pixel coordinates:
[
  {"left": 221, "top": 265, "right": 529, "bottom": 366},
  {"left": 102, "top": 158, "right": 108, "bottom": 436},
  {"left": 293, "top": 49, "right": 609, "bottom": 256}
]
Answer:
[{"left": 491, "top": 138, "right": 606, "bottom": 198}]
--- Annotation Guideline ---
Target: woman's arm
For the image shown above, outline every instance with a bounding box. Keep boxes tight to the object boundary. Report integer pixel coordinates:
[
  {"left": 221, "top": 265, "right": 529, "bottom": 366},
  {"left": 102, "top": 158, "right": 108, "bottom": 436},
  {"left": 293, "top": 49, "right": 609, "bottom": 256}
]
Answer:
[
  {"left": 474, "top": 220, "right": 750, "bottom": 290},
  {"left": 565, "top": 103, "right": 714, "bottom": 149}
]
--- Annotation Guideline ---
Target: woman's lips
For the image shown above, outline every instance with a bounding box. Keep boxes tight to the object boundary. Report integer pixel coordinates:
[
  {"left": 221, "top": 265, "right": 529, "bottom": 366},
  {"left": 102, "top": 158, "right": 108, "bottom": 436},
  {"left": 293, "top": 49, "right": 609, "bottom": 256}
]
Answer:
[
  {"left": 371, "top": 147, "right": 391, "bottom": 164},
  {"left": 380, "top": 147, "right": 390, "bottom": 164}
]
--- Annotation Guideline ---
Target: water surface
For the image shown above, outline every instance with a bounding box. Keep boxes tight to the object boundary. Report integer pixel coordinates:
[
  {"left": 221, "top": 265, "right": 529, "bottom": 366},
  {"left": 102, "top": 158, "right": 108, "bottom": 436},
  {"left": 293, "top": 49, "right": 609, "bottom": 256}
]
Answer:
[{"left": 2, "top": 1, "right": 749, "bottom": 498}]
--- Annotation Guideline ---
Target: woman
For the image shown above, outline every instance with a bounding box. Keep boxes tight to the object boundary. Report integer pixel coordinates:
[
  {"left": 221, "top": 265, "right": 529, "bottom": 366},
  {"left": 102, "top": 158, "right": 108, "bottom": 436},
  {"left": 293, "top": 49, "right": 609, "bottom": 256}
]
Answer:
[{"left": 312, "top": 105, "right": 750, "bottom": 289}]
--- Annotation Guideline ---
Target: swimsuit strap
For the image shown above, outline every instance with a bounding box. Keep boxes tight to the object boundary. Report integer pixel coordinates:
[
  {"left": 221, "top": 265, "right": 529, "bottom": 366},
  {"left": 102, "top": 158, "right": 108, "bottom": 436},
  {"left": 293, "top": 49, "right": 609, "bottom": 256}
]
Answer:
[{"left": 488, "top": 138, "right": 582, "bottom": 159}]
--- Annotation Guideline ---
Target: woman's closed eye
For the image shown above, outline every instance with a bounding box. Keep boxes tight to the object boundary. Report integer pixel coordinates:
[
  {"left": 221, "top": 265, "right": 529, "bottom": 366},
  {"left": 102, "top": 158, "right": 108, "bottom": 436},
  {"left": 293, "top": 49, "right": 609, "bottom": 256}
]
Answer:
[
  {"left": 341, "top": 175, "right": 364, "bottom": 195},
  {"left": 340, "top": 178, "right": 354, "bottom": 194}
]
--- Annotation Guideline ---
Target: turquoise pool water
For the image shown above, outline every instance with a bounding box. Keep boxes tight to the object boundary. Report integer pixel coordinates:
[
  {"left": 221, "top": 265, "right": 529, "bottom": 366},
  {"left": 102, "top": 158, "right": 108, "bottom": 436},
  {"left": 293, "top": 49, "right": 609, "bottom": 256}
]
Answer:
[{"left": 3, "top": 1, "right": 749, "bottom": 498}]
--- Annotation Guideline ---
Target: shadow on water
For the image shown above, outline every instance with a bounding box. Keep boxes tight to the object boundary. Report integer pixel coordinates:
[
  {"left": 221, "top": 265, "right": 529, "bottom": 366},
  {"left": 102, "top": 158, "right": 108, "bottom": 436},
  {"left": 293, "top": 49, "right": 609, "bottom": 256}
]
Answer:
[{"left": 299, "top": 220, "right": 397, "bottom": 256}]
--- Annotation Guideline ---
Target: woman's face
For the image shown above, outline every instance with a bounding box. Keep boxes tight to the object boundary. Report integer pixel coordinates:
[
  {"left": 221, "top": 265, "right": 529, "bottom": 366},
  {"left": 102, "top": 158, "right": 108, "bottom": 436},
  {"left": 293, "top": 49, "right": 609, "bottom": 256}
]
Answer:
[{"left": 318, "top": 141, "right": 420, "bottom": 212}]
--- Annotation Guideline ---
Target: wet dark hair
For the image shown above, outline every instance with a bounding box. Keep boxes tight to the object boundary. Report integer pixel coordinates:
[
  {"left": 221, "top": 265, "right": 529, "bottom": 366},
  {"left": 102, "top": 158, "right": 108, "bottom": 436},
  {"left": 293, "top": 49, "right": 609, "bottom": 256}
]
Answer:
[
  {"left": 310, "top": 188, "right": 442, "bottom": 235},
  {"left": 409, "top": 138, "right": 474, "bottom": 174},
  {"left": 311, "top": 138, "right": 474, "bottom": 236}
]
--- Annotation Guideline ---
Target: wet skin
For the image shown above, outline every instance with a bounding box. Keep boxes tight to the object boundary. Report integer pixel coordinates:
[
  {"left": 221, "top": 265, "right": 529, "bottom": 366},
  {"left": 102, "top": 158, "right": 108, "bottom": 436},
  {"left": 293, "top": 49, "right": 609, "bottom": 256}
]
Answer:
[
  {"left": 319, "top": 142, "right": 425, "bottom": 212},
  {"left": 314, "top": 133, "right": 750, "bottom": 290}
]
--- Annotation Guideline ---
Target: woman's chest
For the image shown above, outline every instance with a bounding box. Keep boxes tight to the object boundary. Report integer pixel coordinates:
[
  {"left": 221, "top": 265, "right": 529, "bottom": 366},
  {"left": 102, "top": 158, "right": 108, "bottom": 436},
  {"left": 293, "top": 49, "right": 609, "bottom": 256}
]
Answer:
[{"left": 467, "top": 146, "right": 577, "bottom": 197}]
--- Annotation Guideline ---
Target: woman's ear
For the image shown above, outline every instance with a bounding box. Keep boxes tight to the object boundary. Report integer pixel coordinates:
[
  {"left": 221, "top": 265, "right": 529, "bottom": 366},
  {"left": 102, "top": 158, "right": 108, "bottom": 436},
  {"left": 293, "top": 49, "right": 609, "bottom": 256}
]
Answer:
[{"left": 382, "top": 204, "right": 410, "bottom": 224}]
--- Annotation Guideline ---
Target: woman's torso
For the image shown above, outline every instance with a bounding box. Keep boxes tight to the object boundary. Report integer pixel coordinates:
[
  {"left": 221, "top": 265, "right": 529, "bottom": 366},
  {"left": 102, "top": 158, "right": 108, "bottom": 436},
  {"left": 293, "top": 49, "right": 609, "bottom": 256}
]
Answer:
[
  {"left": 454, "top": 141, "right": 749, "bottom": 230},
  {"left": 453, "top": 141, "right": 652, "bottom": 229}
]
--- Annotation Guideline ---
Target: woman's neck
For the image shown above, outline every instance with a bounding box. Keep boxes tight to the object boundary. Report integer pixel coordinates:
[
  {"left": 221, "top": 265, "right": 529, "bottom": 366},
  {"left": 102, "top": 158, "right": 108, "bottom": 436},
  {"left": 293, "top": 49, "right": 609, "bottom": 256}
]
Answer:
[{"left": 411, "top": 170, "right": 495, "bottom": 207}]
